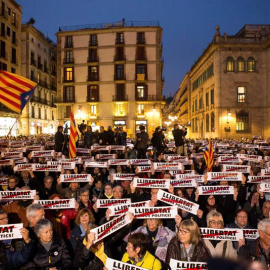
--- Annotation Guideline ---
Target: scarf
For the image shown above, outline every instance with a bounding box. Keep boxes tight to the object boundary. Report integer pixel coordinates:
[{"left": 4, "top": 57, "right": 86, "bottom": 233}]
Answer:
[
  {"left": 180, "top": 243, "right": 195, "bottom": 261},
  {"left": 82, "top": 239, "right": 107, "bottom": 265}
]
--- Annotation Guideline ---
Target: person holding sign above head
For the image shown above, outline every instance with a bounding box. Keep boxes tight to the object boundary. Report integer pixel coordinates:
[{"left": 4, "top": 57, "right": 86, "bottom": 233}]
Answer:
[
  {"left": 203, "top": 211, "right": 241, "bottom": 259},
  {"left": 0, "top": 209, "right": 35, "bottom": 270},
  {"left": 121, "top": 232, "right": 162, "bottom": 270},
  {"left": 165, "top": 219, "right": 210, "bottom": 266}
]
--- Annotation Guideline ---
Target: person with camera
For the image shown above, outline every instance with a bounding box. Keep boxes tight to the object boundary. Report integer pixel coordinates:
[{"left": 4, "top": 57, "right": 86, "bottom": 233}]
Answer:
[
  {"left": 172, "top": 124, "right": 187, "bottom": 156},
  {"left": 54, "top": 126, "right": 65, "bottom": 153},
  {"left": 136, "top": 125, "right": 149, "bottom": 159}
]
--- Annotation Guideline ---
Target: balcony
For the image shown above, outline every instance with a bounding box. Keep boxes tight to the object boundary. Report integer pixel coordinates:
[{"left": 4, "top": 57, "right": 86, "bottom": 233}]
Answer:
[
  {"left": 44, "top": 67, "right": 49, "bottom": 73},
  {"left": 87, "top": 74, "right": 99, "bottom": 82},
  {"left": 63, "top": 98, "right": 75, "bottom": 103},
  {"left": 135, "top": 74, "right": 147, "bottom": 81},
  {"left": 87, "top": 96, "right": 99, "bottom": 102},
  {"left": 113, "top": 95, "right": 128, "bottom": 101},
  {"left": 31, "top": 96, "right": 47, "bottom": 105},
  {"left": 115, "top": 38, "right": 124, "bottom": 44},
  {"left": 12, "top": 38, "right": 18, "bottom": 45},
  {"left": 87, "top": 56, "right": 99, "bottom": 63},
  {"left": 65, "top": 42, "right": 73, "bottom": 48},
  {"left": 11, "top": 58, "right": 17, "bottom": 65},
  {"left": 51, "top": 84, "right": 57, "bottom": 91},
  {"left": 63, "top": 58, "right": 74, "bottom": 64},
  {"left": 51, "top": 70, "right": 56, "bottom": 76},
  {"left": 0, "top": 52, "right": 7, "bottom": 60},
  {"left": 62, "top": 77, "right": 74, "bottom": 83},
  {"left": 114, "top": 74, "right": 126, "bottom": 81},
  {"left": 12, "top": 20, "right": 18, "bottom": 29},
  {"left": 137, "top": 38, "right": 145, "bottom": 44},
  {"left": 30, "top": 58, "right": 36, "bottom": 66},
  {"left": 114, "top": 55, "right": 126, "bottom": 61},
  {"left": 136, "top": 55, "right": 147, "bottom": 61},
  {"left": 1, "top": 9, "right": 7, "bottom": 19},
  {"left": 135, "top": 95, "right": 165, "bottom": 102},
  {"left": 89, "top": 40, "right": 98, "bottom": 46}
]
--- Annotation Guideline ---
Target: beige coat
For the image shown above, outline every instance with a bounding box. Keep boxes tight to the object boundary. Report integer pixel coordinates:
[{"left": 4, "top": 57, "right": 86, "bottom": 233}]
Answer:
[{"left": 203, "top": 239, "right": 237, "bottom": 259}]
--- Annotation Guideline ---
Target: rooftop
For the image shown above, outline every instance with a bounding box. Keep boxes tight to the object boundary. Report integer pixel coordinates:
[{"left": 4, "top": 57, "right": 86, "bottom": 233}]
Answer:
[{"left": 59, "top": 19, "right": 160, "bottom": 32}]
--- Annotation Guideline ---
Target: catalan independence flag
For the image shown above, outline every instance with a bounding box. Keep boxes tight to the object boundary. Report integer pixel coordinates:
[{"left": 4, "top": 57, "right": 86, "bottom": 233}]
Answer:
[
  {"left": 69, "top": 109, "right": 78, "bottom": 158},
  {"left": 0, "top": 71, "right": 37, "bottom": 113},
  {"left": 204, "top": 139, "right": 214, "bottom": 172}
]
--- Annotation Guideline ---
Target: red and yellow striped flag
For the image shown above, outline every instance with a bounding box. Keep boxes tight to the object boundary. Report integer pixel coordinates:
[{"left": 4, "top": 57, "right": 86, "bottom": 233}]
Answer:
[
  {"left": 69, "top": 109, "right": 78, "bottom": 158},
  {"left": 204, "top": 139, "right": 214, "bottom": 172},
  {"left": 0, "top": 71, "right": 37, "bottom": 113}
]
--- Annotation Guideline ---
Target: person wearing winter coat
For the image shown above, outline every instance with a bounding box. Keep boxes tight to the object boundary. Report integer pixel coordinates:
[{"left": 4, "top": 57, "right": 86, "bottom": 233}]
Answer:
[
  {"left": 166, "top": 219, "right": 210, "bottom": 266},
  {"left": 22, "top": 218, "right": 72, "bottom": 270}
]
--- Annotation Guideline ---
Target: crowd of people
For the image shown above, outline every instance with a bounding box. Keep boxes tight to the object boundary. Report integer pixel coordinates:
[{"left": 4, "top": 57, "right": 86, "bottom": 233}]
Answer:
[{"left": 0, "top": 123, "right": 269, "bottom": 270}]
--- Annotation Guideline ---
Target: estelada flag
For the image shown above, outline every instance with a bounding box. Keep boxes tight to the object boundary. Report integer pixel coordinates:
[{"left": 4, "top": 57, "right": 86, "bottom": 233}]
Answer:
[
  {"left": 0, "top": 71, "right": 37, "bottom": 113},
  {"left": 204, "top": 138, "right": 214, "bottom": 172},
  {"left": 69, "top": 109, "right": 78, "bottom": 158}
]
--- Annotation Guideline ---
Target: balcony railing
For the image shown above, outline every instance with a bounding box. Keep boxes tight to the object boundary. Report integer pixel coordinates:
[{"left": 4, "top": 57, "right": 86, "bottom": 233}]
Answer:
[
  {"left": 136, "top": 55, "right": 147, "bottom": 61},
  {"left": 87, "top": 96, "right": 99, "bottom": 102},
  {"left": 87, "top": 75, "right": 99, "bottom": 81},
  {"left": 113, "top": 95, "right": 128, "bottom": 101},
  {"left": 11, "top": 58, "right": 17, "bottom": 65},
  {"left": 63, "top": 58, "right": 74, "bottom": 64},
  {"left": 51, "top": 84, "right": 57, "bottom": 91},
  {"left": 135, "top": 95, "right": 165, "bottom": 101},
  {"left": 87, "top": 56, "right": 99, "bottom": 62},
  {"left": 38, "top": 63, "right": 43, "bottom": 71},
  {"left": 65, "top": 42, "right": 73, "bottom": 48},
  {"left": 114, "top": 74, "right": 126, "bottom": 80},
  {"left": 63, "top": 98, "right": 75, "bottom": 103},
  {"left": 44, "top": 67, "right": 49, "bottom": 73},
  {"left": 115, "top": 38, "right": 124, "bottom": 44},
  {"left": 89, "top": 40, "right": 98, "bottom": 46},
  {"left": 62, "top": 77, "right": 74, "bottom": 83},
  {"left": 114, "top": 55, "right": 126, "bottom": 61},
  {"left": 31, "top": 59, "right": 36, "bottom": 66},
  {"left": 1, "top": 9, "right": 7, "bottom": 19},
  {"left": 137, "top": 38, "right": 145, "bottom": 44}
]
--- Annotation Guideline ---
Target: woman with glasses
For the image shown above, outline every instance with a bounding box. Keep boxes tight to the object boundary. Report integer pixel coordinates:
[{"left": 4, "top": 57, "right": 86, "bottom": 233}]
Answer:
[
  {"left": 203, "top": 211, "right": 238, "bottom": 259},
  {"left": 165, "top": 219, "right": 210, "bottom": 265}
]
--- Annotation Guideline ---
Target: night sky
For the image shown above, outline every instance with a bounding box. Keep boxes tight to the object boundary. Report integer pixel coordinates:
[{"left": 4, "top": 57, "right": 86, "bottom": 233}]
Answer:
[{"left": 17, "top": 0, "right": 270, "bottom": 97}]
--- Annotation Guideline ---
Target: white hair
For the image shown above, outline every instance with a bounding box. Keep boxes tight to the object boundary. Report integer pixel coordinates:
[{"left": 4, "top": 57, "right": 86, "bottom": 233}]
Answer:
[
  {"left": 258, "top": 218, "right": 270, "bottom": 233},
  {"left": 26, "top": 203, "right": 44, "bottom": 219},
  {"left": 34, "top": 218, "right": 52, "bottom": 237}
]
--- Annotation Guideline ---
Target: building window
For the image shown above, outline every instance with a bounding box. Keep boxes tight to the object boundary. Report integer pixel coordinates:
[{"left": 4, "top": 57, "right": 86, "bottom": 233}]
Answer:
[
  {"left": 192, "top": 64, "right": 214, "bottom": 90},
  {"left": 211, "top": 112, "right": 215, "bottom": 132},
  {"left": 226, "top": 57, "right": 234, "bottom": 72},
  {"left": 136, "top": 46, "right": 146, "bottom": 60},
  {"left": 116, "top": 104, "right": 124, "bottom": 116},
  {"left": 192, "top": 101, "right": 194, "bottom": 113},
  {"left": 63, "top": 86, "right": 75, "bottom": 102},
  {"left": 195, "top": 100, "right": 197, "bottom": 111},
  {"left": 137, "top": 104, "right": 144, "bottom": 116},
  {"left": 37, "top": 73, "right": 40, "bottom": 83},
  {"left": 116, "top": 33, "right": 124, "bottom": 44},
  {"left": 210, "top": 89, "right": 214, "bottom": 105},
  {"left": 87, "top": 85, "right": 99, "bottom": 102},
  {"left": 44, "top": 108, "right": 47, "bottom": 120},
  {"left": 1, "top": 22, "right": 5, "bottom": 37},
  {"left": 31, "top": 106, "right": 35, "bottom": 118},
  {"left": 206, "top": 92, "right": 209, "bottom": 107},
  {"left": 136, "top": 64, "right": 147, "bottom": 80},
  {"left": 237, "top": 86, "right": 246, "bottom": 103},
  {"left": 115, "top": 65, "right": 124, "bottom": 80},
  {"left": 136, "top": 84, "right": 148, "bottom": 100},
  {"left": 88, "top": 49, "right": 98, "bottom": 62},
  {"left": 137, "top": 32, "right": 145, "bottom": 44},
  {"left": 11, "top": 47, "right": 16, "bottom": 64},
  {"left": 115, "top": 46, "right": 125, "bottom": 61},
  {"left": 114, "top": 84, "right": 126, "bottom": 101},
  {"left": 90, "top": 105, "right": 97, "bottom": 116},
  {"left": 236, "top": 110, "right": 249, "bottom": 132},
  {"left": 38, "top": 108, "right": 41, "bottom": 119},
  {"left": 64, "top": 67, "right": 74, "bottom": 82},
  {"left": 12, "top": 12, "right": 16, "bottom": 25},
  {"left": 90, "top": 34, "right": 97, "bottom": 46},
  {"left": 199, "top": 97, "right": 203, "bottom": 109},
  {"left": 12, "top": 31, "right": 16, "bottom": 44},
  {"left": 64, "top": 51, "right": 73, "bottom": 63},
  {"left": 52, "top": 111, "right": 54, "bottom": 120},
  {"left": 6, "top": 27, "right": 10, "bottom": 37},
  {"left": 206, "top": 114, "right": 209, "bottom": 132},
  {"left": 195, "top": 118, "right": 198, "bottom": 133},
  {"left": 65, "top": 36, "right": 73, "bottom": 48},
  {"left": 237, "top": 57, "right": 245, "bottom": 72},
  {"left": 247, "top": 57, "right": 256, "bottom": 72},
  {"left": 11, "top": 67, "right": 15, "bottom": 73},
  {"left": 88, "top": 66, "right": 99, "bottom": 81},
  {"left": 65, "top": 106, "right": 71, "bottom": 118}
]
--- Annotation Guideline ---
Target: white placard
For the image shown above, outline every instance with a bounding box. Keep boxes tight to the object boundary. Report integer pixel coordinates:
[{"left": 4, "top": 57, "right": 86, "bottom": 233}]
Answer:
[
  {"left": 84, "top": 161, "right": 107, "bottom": 168},
  {"left": 97, "top": 199, "right": 131, "bottom": 208},
  {"left": 60, "top": 174, "right": 91, "bottom": 182},
  {"left": 106, "top": 257, "right": 147, "bottom": 270},
  {"left": 48, "top": 161, "right": 75, "bottom": 170},
  {"left": 0, "top": 177, "right": 8, "bottom": 185},
  {"left": 26, "top": 145, "right": 44, "bottom": 151},
  {"left": 200, "top": 227, "right": 243, "bottom": 241},
  {"left": 91, "top": 214, "right": 132, "bottom": 243},
  {"left": 0, "top": 159, "right": 14, "bottom": 166},
  {"left": 91, "top": 145, "right": 110, "bottom": 151},
  {"left": 170, "top": 170, "right": 195, "bottom": 177},
  {"left": 14, "top": 163, "right": 35, "bottom": 172},
  {"left": 130, "top": 159, "right": 151, "bottom": 166},
  {"left": 243, "top": 229, "right": 259, "bottom": 240},
  {"left": 133, "top": 178, "right": 170, "bottom": 189},
  {"left": 34, "top": 199, "right": 75, "bottom": 209},
  {"left": 110, "top": 145, "right": 126, "bottom": 151},
  {"left": 198, "top": 186, "right": 234, "bottom": 195},
  {"left": 167, "top": 156, "right": 188, "bottom": 162},
  {"left": 129, "top": 206, "right": 178, "bottom": 219},
  {"left": 259, "top": 183, "right": 270, "bottom": 192},
  {"left": 170, "top": 259, "right": 207, "bottom": 270},
  {"left": 223, "top": 165, "right": 251, "bottom": 173},
  {"left": 248, "top": 176, "right": 270, "bottom": 183},
  {"left": 170, "top": 179, "right": 197, "bottom": 187},
  {"left": 108, "top": 159, "right": 129, "bottom": 166},
  {"left": 108, "top": 201, "right": 149, "bottom": 216},
  {"left": 0, "top": 223, "right": 23, "bottom": 240},
  {"left": 30, "top": 150, "right": 55, "bottom": 158},
  {"left": 32, "top": 164, "right": 62, "bottom": 171},
  {"left": 153, "top": 162, "right": 183, "bottom": 171},
  {"left": 217, "top": 156, "right": 241, "bottom": 164},
  {"left": 76, "top": 148, "right": 91, "bottom": 154},
  {"left": 157, "top": 190, "right": 199, "bottom": 215},
  {"left": 137, "top": 166, "right": 152, "bottom": 173},
  {"left": 174, "top": 174, "right": 203, "bottom": 182},
  {"left": 5, "top": 148, "right": 26, "bottom": 153},
  {"left": 1, "top": 152, "right": 23, "bottom": 159},
  {"left": 113, "top": 174, "right": 135, "bottom": 181},
  {"left": 0, "top": 190, "right": 36, "bottom": 200},
  {"left": 261, "top": 169, "right": 270, "bottom": 176},
  {"left": 61, "top": 157, "right": 83, "bottom": 164},
  {"left": 207, "top": 172, "right": 242, "bottom": 181},
  {"left": 96, "top": 154, "right": 116, "bottom": 160},
  {"left": 13, "top": 157, "right": 28, "bottom": 164}
]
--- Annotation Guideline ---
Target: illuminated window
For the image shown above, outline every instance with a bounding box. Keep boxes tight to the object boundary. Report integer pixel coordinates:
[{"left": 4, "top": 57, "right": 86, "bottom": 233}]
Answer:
[
  {"left": 226, "top": 57, "right": 234, "bottom": 72},
  {"left": 116, "top": 104, "right": 124, "bottom": 116},
  {"left": 211, "top": 112, "right": 215, "bottom": 132},
  {"left": 12, "top": 12, "right": 16, "bottom": 25},
  {"left": 237, "top": 87, "right": 246, "bottom": 103},
  {"left": 90, "top": 105, "right": 97, "bottom": 116},
  {"left": 138, "top": 104, "right": 144, "bottom": 115},
  {"left": 87, "top": 85, "right": 99, "bottom": 101},
  {"left": 247, "top": 57, "right": 256, "bottom": 72},
  {"left": 88, "top": 66, "right": 99, "bottom": 81},
  {"left": 37, "top": 73, "right": 40, "bottom": 83},
  {"left": 236, "top": 110, "right": 249, "bottom": 132},
  {"left": 237, "top": 57, "right": 245, "bottom": 72},
  {"left": 206, "top": 114, "right": 209, "bottom": 132},
  {"left": 64, "top": 67, "right": 74, "bottom": 81}
]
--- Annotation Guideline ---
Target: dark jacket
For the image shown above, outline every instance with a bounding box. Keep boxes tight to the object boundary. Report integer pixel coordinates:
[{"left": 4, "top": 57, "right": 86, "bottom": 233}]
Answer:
[
  {"left": 165, "top": 236, "right": 211, "bottom": 266},
  {"left": 22, "top": 237, "right": 72, "bottom": 270},
  {"left": 84, "top": 131, "right": 93, "bottom": 148},
  {"left": 172, "top": 129, "right": 186, "bottom": 147},
  {"left": 151, "top": 131, "right": 164, "bottom": 150},
  {"left": 136, "top": 131, "right": 149, "bottom": 149},
  {"left": 0, "top": 239, "right": 34, "bottom": 270},
  {"left": 54, "top": 131, "right": 64, "bottom": 152},
  {"left": 70, "top": 225, "right": 84, "bottom": 251}
]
